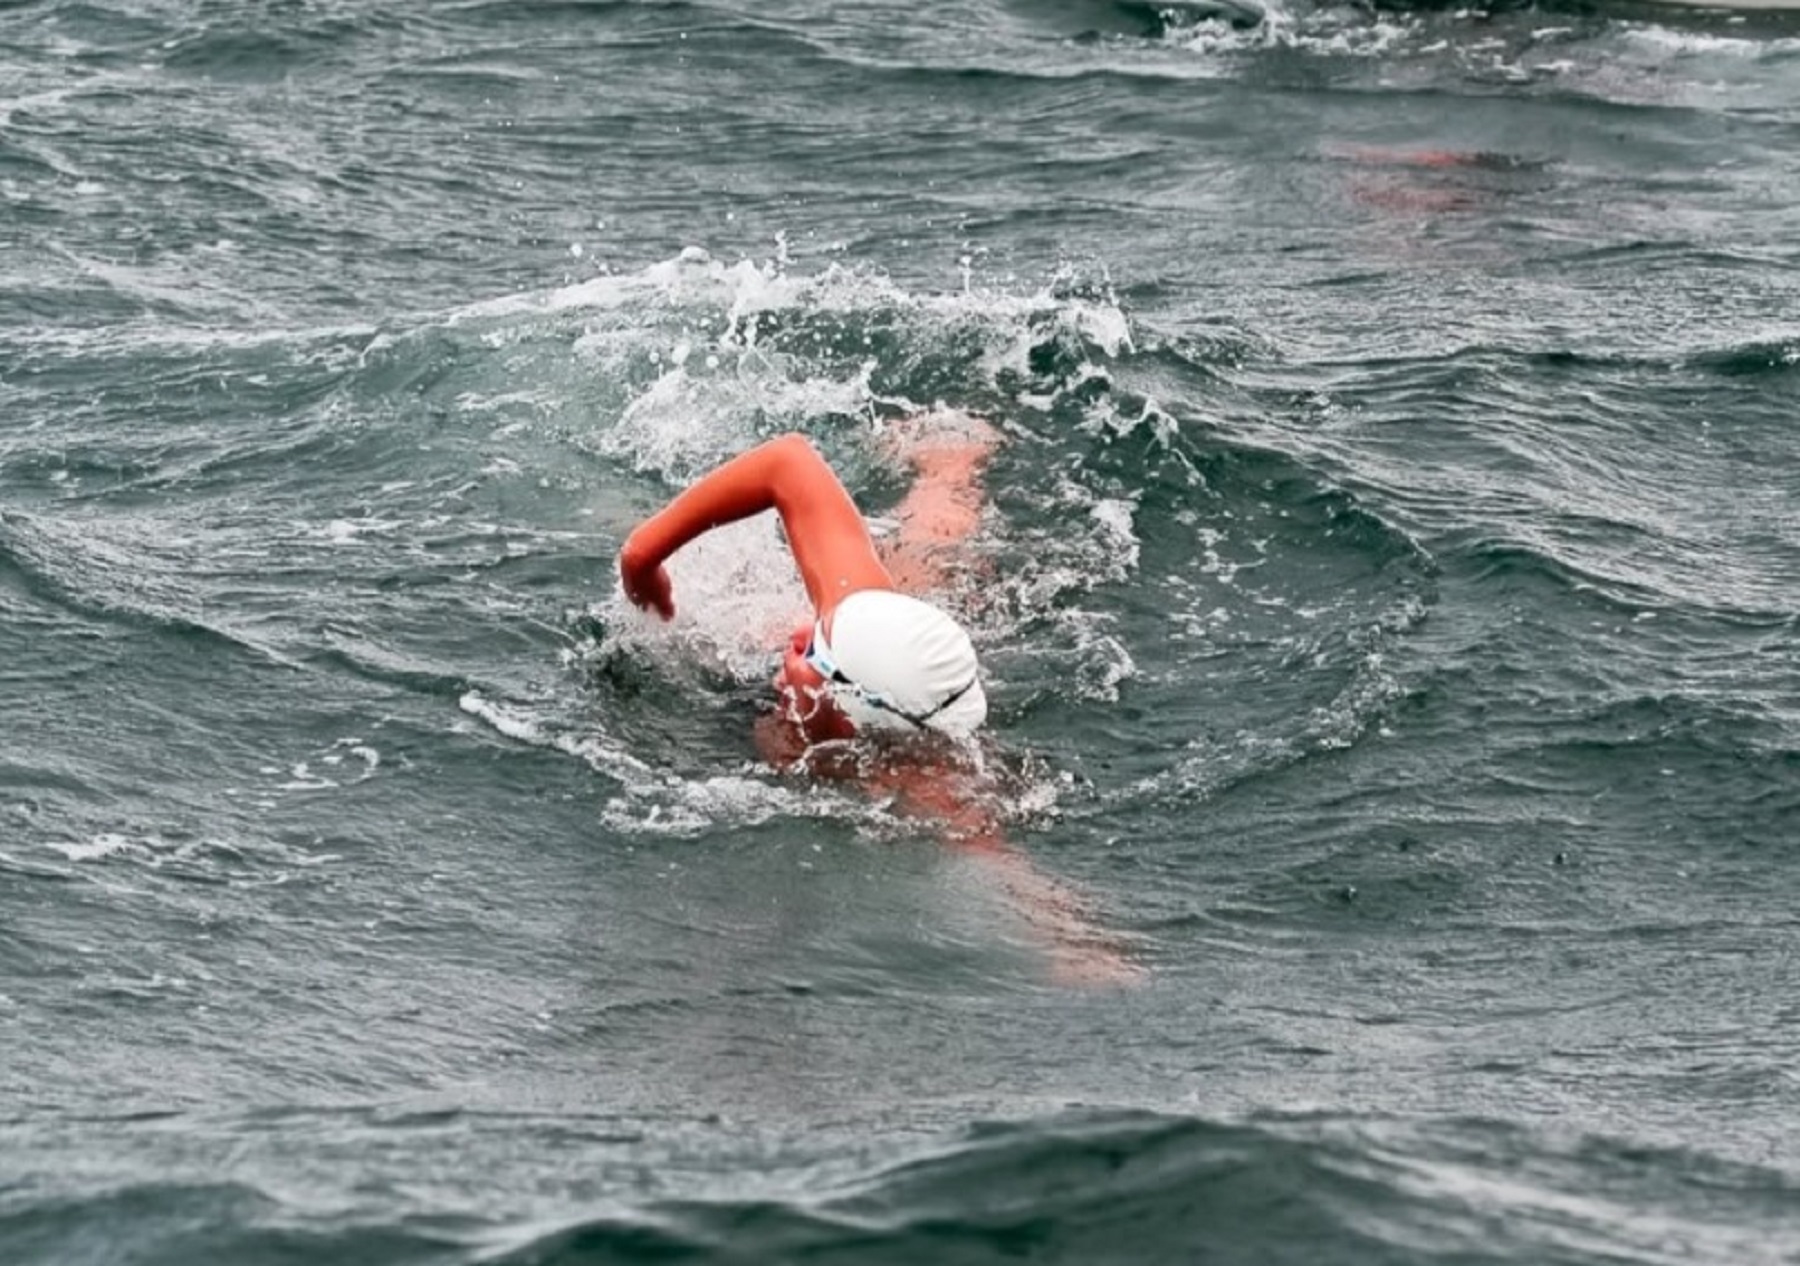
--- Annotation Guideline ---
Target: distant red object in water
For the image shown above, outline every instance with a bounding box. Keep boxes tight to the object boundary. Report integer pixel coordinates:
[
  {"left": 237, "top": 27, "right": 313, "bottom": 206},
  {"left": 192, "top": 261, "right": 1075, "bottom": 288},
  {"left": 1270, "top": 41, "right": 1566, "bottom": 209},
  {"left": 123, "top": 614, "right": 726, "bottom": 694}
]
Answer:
[
  {"left": 1328, "top": 144, "right": 1547, "bottom": 215},
  {"left": 1335, "top": 145, "right": 1539, "bottom": 171}
]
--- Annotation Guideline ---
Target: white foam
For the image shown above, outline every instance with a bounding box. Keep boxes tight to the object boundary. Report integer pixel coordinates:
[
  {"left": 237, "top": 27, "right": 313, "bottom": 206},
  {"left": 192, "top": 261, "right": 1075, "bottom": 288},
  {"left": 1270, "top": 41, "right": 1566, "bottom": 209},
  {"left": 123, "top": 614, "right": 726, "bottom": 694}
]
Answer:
[
  {"left": 46, "top": 834, "right": 138, "bottom": 862},
  {"left": 278, "top": 762, "right": 338, "bottom": 792},
  {"left": 1089, "top": 499, "right": 1143, "bottom": 576},
  {"left": 1066, "top": 613, "right": 1139, "bottom": 703},
  {"left": 460, "top": 690, "right": 549, "bottom": 744},
  {"left": 447, "top": 248, "right": 1146, "bottom": 835},
  {"left": 598, "top": 772, "right": 860, "bottom": 839},
  {"left": 1622, "top": 25, "right": 1800, "bottom": 57},
  {"left": 459, "top": 690, "right": 653, "bottom": 778},
  {"left": 460, "top": 684, "right": 862, "bottom": 840},
  {"left": 319, "top": 517, "right": 404, "bottom": 545},
  {"left": 452, "top": 249, "right": 820, "bottom": 325},
  {"left": 1170, "top": 7, "right": 1418, "bottom": 60},
  {"left": 318, "top": 739, "right": 380, "bottom": 780},
  {"left": 593, "top": 515, "right": 810, "bottom": 683}
]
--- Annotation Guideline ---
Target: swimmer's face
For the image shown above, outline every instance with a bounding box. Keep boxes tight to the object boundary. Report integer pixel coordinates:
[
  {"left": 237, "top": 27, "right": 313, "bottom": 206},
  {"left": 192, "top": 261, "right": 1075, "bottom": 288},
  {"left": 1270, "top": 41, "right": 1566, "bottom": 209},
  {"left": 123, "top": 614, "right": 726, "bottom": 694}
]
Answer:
[{"left": 774, "top": 619, "right": 856, "bottom": 743}]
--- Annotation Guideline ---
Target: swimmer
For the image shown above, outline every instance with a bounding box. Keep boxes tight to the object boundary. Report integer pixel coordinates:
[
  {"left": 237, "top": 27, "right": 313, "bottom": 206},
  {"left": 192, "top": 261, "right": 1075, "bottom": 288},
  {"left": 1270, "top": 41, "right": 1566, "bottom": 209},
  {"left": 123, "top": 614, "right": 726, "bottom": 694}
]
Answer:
[
  {"left": 618, "top": 420, "right": 993, "bottom": 753},
  {"left": 618, "top": 418, "right": 1142, "bottom": 986}
]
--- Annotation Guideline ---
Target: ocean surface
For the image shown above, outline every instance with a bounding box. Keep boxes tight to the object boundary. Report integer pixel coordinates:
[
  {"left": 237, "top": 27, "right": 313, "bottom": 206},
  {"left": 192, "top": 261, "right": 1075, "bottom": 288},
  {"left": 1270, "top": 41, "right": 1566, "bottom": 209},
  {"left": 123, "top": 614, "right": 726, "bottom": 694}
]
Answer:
[{"left": 5, "top": 0, "right": 1800, "bottom": 1262}]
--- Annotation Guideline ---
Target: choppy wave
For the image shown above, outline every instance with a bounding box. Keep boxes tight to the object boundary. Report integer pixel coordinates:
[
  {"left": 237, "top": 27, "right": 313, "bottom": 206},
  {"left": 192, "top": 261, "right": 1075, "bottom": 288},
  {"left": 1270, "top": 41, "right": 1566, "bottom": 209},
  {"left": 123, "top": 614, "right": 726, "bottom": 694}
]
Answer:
[{"left": 6, "top": 1107, "right": 1797, "bottom": 1266}]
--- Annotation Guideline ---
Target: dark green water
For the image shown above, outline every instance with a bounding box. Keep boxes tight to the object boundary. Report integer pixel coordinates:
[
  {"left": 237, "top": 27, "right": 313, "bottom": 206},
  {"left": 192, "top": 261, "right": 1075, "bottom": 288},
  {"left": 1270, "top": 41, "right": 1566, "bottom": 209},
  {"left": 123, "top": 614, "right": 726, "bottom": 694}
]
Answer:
[{"left": 5, "top": 1, "right": 1800, "bottom": 1262}]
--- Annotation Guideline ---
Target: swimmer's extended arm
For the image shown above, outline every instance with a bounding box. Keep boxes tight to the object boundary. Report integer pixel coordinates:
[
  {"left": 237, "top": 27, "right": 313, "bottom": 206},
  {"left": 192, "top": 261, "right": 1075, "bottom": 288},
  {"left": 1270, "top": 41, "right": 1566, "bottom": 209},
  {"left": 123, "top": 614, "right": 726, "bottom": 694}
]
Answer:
[
  {"left": 880, "top": 764, "right": 1143, "bottom": 988},
  {"left": 619, "top": 433, "right": 894, "bottom": 620}
]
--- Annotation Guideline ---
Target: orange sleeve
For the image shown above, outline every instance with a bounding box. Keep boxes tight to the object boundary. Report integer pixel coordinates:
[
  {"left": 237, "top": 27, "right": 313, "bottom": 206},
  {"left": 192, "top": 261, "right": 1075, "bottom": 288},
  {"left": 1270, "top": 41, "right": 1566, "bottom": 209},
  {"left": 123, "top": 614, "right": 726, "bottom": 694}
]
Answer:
[{"left": 619, "top": 434, "right": 893, "bottom": 619}]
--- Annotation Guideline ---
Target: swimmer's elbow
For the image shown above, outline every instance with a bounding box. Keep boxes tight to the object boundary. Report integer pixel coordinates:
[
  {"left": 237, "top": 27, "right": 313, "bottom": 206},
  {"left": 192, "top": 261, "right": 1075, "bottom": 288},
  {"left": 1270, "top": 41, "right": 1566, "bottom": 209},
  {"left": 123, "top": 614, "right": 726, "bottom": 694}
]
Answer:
[
  {"left": 763, "top": 431, "right": 837, "bottom": 488},
  {"left": 766, "top": 432, "right": 821, "bottom": 462}
]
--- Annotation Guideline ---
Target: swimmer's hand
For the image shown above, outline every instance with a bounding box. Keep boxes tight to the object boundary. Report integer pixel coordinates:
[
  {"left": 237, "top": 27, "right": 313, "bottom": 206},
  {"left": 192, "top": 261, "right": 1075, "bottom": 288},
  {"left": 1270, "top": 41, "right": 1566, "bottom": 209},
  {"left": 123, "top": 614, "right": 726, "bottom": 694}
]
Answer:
[{"left": 618, "top": 541, "right": 675, "bottom": 620}]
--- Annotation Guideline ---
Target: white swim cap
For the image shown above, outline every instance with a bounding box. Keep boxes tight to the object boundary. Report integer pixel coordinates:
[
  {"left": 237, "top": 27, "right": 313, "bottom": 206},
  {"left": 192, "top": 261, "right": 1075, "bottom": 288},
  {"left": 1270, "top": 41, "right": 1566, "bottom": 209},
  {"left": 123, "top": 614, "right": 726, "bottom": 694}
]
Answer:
[{"left": 807, "top": 589, "right": 987, "bottom": 737}]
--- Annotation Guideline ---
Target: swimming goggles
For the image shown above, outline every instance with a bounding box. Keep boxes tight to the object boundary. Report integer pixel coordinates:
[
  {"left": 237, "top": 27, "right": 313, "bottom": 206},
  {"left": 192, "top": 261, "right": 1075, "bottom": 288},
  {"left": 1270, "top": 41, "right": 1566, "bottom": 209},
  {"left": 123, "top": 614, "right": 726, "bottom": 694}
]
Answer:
[{"left": 802, "top": 624, "right": 976, "bottom": 731}]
